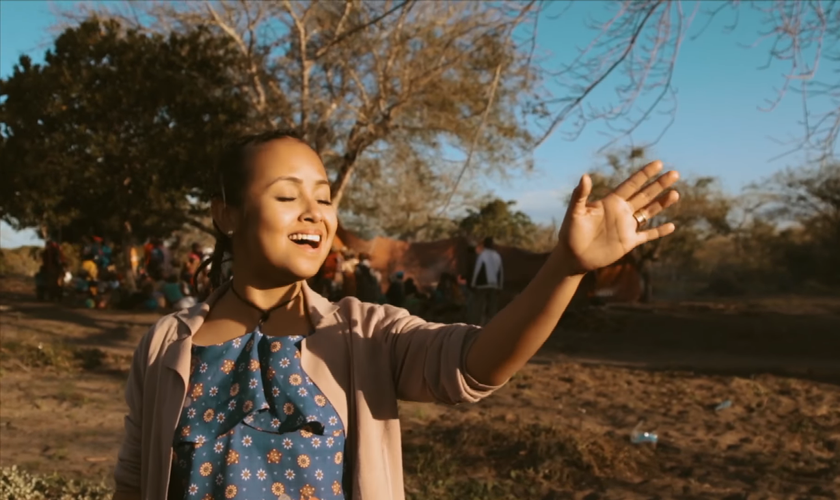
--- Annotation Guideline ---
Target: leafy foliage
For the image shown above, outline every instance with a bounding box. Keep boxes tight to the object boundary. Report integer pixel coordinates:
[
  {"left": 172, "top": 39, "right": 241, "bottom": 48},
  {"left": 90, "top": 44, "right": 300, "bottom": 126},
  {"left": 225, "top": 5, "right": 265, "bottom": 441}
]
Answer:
[
  {"left": 456, "top": 198, "right": 556, "bottom": 251},
  {"left": 0, "top": 19, "right": 251, "bottom": 244},
  {"left": 0, "top": 466, "right": 111, "bottom": 500}
]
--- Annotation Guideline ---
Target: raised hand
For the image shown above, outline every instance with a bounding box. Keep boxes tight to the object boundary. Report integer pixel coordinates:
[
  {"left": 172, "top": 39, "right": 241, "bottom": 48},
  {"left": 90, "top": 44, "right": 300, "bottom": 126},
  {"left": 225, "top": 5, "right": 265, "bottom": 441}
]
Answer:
[{"left": 555, "top": 160, "right": 681, "bottom": 275}]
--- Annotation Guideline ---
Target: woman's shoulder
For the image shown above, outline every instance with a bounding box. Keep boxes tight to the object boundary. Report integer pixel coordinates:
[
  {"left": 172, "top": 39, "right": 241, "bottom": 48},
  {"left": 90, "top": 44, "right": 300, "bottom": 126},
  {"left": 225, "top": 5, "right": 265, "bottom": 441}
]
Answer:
[
  {"left": 333, "top": 295, "right": 401, "bottom": 317},
  {"left": 330, "top": 296, "right": 419, "bottom": 338},
  {"left": 134, "top": 310, "right": 187, "bottom": 361},
  {"left": 148, "top": 309, "right": 185, "bottom": 334}
]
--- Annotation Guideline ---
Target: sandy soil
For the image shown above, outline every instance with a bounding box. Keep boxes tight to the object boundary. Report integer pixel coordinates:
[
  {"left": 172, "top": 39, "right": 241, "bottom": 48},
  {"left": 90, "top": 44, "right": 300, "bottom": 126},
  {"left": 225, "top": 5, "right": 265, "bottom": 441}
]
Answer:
[{"left": 1, "top": 276, "right": 838, "bottom": 498}]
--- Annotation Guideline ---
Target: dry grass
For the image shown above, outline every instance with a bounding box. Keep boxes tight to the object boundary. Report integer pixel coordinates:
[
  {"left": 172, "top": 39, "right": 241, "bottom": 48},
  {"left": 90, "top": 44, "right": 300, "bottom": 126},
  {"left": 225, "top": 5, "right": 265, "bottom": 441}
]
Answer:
[{"left": 1, "top": 275, "right": 839, "bottom": 499}]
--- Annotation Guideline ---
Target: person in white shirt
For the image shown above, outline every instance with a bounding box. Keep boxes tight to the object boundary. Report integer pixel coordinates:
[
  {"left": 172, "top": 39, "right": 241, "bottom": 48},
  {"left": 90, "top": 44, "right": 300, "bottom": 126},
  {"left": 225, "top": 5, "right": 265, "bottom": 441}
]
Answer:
[{"left": 468, "top": 236, "right": 504, "bottom": 325}]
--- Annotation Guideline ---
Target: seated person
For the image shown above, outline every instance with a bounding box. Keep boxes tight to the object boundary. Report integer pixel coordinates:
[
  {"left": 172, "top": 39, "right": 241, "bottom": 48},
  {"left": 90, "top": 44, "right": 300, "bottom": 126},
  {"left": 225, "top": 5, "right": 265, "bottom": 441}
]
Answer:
[{"left": 161, "top": 273, "right": 197, "bottom": 310}]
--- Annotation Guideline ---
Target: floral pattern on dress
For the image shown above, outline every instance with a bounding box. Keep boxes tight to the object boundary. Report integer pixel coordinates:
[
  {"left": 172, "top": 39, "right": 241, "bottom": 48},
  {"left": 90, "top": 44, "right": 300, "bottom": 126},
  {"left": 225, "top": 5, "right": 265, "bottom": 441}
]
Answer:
[{"left": 172, "top": 330, "right": 346, "bottom": 500}]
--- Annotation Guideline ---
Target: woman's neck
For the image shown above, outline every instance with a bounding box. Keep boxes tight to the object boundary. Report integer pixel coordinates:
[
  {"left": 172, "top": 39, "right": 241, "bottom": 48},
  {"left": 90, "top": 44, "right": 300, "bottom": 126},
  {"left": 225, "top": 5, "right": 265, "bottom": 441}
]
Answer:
[
  {"left": 230, "top": 279, "right": 301, "bottom": 312},
  {"left": 197, "top": 278, "right": 309, "bottom": 344},
  {"left": 228, "top": 259, "right": 304, "bottom": 311}
]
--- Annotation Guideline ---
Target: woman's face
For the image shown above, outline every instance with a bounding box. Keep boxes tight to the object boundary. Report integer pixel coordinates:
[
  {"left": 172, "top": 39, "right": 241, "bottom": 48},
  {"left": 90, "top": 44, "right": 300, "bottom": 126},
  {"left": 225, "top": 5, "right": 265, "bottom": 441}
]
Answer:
[{"left": 220, "top": 138, "right": 337, "bottom": 284}]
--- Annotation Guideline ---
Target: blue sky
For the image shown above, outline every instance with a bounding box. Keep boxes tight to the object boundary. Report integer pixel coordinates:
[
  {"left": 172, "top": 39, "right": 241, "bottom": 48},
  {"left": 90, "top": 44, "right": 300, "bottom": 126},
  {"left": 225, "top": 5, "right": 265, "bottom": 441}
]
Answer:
[{"left": 1, "top": 1, "right": 833, "bottom": 247}]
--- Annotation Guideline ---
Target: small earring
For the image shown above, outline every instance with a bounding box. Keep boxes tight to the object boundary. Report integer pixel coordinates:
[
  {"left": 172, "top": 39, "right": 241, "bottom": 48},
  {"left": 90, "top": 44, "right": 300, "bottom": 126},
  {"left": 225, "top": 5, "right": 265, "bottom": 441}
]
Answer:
[{"left": 226, "top": 230, "right": 233, "bottom": 236}]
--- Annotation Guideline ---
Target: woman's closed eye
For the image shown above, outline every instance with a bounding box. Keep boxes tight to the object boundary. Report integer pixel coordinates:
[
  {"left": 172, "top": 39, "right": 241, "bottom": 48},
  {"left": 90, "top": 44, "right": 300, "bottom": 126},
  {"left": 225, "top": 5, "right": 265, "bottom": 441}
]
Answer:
[{"left": 275, "top": 196, "right": 332, "bottom": 206}]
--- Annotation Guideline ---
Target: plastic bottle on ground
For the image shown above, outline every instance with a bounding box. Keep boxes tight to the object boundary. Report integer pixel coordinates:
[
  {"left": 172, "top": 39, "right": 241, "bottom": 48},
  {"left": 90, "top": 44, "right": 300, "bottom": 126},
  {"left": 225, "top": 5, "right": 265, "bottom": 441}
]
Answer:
[
  {"left": 630, "top": 421, "right": 658, "bottom": 445},
  {"left": 714, "top": 399, "right": 732, "bottom": 411}
]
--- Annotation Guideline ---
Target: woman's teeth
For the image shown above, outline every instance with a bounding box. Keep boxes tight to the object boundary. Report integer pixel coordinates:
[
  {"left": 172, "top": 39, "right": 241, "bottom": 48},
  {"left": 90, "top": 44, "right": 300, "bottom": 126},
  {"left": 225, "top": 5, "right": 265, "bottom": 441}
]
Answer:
[{"left": 289, "top": 234, "right": 321, "bottom": 243}]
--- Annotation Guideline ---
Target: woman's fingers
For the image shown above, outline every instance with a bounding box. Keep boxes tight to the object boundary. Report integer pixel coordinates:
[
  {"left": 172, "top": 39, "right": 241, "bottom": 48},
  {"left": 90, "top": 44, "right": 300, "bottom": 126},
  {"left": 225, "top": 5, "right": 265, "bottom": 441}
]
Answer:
[
  {"left": 634, "top": 189, "right": 680, "bottom": 221},
  {"left": 637, "top": 222, "right": 677, "bottom": 244},
  {"left": 613, "top": 161, "right": 663, "bottom": 200},
  {"left": 634, "top": 189, "right": 680, "bottom": 244},
  {"left": 627, "top": 170, "right": 680, "bottom": 211},
  {"left": 572, "top": 174, "right": 592, "bottom": 209}
]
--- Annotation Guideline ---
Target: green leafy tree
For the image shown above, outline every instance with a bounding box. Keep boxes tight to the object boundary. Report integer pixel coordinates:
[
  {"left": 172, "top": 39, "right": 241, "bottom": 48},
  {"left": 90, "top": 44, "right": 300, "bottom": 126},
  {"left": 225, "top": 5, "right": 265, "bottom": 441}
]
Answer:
[
  {"left": 0, "top": 19, "right": 250, "bottom": 249},
  {"left": 456, "top": 199, "right": 541, "bottom": 249}
]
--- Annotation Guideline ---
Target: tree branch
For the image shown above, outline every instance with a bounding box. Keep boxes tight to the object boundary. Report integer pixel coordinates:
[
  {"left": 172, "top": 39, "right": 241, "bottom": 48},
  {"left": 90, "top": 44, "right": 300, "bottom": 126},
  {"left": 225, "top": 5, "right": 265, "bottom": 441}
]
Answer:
[
  {"left": 535, "top": 0, "right": 665, "bottom": 147},
  {"left": 438, "top": 64, "right": 503, "bottom": 215},
  {"left": 312, "top": 0, "right": 416, "bottom": 60}
]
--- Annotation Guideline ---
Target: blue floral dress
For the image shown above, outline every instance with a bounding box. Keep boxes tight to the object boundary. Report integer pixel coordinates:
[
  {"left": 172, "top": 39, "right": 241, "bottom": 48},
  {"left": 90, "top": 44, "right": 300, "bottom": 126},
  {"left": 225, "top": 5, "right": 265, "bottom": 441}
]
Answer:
[{"left": 171, "top": 330, "right": 346, "bottom": 500}]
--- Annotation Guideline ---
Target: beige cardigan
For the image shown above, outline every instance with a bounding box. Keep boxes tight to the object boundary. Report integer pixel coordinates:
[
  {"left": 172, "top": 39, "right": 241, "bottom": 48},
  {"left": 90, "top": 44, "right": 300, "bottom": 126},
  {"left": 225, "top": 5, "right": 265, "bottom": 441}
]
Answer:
[{"left": 114, "top": 281, "right": 503, "bottom": 500}]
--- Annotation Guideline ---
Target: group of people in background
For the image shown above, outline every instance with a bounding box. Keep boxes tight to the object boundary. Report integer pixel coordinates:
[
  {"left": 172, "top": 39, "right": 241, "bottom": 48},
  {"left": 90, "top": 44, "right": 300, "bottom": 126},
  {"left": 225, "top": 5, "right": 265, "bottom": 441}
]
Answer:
[
  {"left": 312, "top": 247, "right": 444, "bottom": 314},
  {"left": 126, "top": 240, "right": 211, "bottom": 312},
  {"left": 34, "top": 236, "right": 213, "bottom": 312},
  {"left": 36, "top": 236, "right": 119, "bottom": 308},
  {"left": 310, "top": 236, "right": 505, "bottom": 325},
  {"left": 34, "top": 234, "right": 505, "bottom": 325},
  {"left": 311, "top": 248, "right": 382, "bottom": 303}
]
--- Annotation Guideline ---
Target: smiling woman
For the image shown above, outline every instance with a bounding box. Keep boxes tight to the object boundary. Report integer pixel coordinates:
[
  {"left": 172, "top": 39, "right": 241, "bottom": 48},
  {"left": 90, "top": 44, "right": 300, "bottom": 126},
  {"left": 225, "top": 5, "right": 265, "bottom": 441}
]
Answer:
[
  {"left": 113, "top": 129, "right": 681, "bottom": 500},
  {"left": 203, "top": 132, "right": 337, "bottom": 291}
]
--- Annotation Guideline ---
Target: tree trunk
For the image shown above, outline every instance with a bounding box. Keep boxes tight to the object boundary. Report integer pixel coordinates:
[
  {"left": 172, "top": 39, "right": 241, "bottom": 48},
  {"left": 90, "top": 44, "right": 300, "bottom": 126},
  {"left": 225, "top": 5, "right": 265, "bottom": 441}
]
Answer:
[
  {"left": 331, "top": 124, "right": 373, "bottom": 209},
  {"left": 121, "top": 221, "right": 138, "bottom": 293},
  {"left": 633, "top": 241, "right": 660, "bottom": 303},
  {"left": 330, "top": 158, "right": 356, "bottom": 209},
  {"left": 640, "top": 268, "right": 653, "bottom": 302}
]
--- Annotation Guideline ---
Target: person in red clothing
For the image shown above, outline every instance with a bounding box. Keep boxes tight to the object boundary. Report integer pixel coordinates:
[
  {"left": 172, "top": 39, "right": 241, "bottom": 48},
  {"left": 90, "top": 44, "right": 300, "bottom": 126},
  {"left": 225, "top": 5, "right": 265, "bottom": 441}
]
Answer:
[
  {"left": 183, "top": 242, "right": 205, "bottom": 289},
  {"left": 141, "top": 241, "right": 154, "bottom": 277}
]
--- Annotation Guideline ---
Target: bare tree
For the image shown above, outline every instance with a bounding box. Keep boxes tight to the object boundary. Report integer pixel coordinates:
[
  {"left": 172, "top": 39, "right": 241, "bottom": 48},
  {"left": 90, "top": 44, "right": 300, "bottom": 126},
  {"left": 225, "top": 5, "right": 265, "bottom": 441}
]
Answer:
[
  {"left": 535, "top": 0, "right": 840, "bottom": 160},
  {"left": 750, "top": 0, "right": 839, "bottom": 161},
  {"left": 53, "top": 0, "right": 836, "bottom": 241},
  {"left": 339, "top": 144, "right": 483, "bottom": 240},
  {"left": 59, "top": 0, "right": 543, "bottom": 228},
  {"left": 756, "top": 161, "right": 840, "bottom": 223}
]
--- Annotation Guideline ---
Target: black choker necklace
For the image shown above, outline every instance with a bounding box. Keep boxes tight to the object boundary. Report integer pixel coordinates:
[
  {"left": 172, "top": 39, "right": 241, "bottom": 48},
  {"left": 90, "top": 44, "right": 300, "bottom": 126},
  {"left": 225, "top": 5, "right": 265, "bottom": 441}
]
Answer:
[{"left": 229, "top": 281, "right": 300, "bottom": 328}]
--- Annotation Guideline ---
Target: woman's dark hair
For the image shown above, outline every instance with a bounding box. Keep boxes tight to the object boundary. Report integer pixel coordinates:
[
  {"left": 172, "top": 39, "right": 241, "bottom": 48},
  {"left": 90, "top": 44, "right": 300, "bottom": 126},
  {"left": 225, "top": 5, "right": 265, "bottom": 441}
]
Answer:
[{"left": 194, "top": 129, "right": 309, "bottom": 298}]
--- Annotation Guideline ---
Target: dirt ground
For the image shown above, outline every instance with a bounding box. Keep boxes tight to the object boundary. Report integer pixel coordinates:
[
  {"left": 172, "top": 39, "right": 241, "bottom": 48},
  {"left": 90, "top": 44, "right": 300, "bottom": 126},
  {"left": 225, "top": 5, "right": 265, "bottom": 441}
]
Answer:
[{"left": 1, "top": 275, "right": 838, "bottom": 499}]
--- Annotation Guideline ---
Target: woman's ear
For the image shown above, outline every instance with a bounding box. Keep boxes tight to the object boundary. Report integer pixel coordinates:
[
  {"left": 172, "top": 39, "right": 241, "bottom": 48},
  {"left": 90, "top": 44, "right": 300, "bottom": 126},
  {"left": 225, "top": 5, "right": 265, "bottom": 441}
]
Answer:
[{"left": 211, "top": 198, "right": 237, "bottom": 235}]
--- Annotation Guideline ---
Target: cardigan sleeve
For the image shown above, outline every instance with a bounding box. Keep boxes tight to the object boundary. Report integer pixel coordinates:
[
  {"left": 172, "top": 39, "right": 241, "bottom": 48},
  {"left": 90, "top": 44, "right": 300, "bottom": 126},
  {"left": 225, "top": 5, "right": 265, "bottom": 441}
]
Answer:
[
  {"left": 113, "top": 326, "right": 153, "bottom": 492},
  {"left": 369, "top": 303, "right": 507, "bottom": 404}
]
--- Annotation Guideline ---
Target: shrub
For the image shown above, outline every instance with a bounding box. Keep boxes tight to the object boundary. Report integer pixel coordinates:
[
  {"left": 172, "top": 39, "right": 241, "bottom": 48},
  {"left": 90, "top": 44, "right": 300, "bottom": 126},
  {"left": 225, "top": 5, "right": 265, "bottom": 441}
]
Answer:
[{"left": 0, "top": 466, "right": 112, "bottom": 500}]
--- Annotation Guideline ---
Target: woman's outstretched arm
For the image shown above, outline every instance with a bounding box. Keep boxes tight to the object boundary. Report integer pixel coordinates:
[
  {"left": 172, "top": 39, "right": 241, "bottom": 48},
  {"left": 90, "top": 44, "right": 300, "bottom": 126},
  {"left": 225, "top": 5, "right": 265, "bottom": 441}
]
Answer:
[{"left": 466, "top": 161, "right": 681, "bottom": 386}]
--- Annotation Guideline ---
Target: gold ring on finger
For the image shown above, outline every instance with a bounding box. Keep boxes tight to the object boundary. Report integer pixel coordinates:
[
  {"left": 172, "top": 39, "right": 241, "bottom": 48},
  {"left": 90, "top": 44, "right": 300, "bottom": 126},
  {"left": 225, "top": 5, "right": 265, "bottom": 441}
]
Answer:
[{"left": 633, "top": 210, "right": 648, "bottom": 228}]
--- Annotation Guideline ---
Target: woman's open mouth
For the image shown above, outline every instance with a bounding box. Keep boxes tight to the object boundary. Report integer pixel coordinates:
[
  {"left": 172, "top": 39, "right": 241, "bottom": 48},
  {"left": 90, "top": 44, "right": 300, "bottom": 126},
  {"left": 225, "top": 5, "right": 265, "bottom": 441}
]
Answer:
[{"left": 289, "top": 233, "right": 322, "bottom": 250}]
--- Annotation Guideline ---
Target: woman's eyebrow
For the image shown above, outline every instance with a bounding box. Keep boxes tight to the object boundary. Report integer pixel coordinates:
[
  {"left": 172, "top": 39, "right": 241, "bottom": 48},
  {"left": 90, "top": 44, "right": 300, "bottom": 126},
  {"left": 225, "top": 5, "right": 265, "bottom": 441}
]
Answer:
[{"left": 265, "top": 175, "right": 330, "bottom": 190}]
